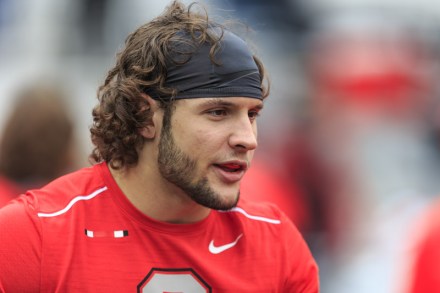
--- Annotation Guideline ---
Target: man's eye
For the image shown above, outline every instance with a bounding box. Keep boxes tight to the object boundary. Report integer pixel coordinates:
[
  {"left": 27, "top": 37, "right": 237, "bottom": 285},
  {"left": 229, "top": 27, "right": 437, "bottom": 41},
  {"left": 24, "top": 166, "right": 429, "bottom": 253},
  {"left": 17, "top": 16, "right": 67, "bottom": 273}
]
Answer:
[
  {"left": 249, "top": 111, "right": 260, "bottom": 120},
  {"left": 208, "top": 109, "right": 227, "bottom": 116}
]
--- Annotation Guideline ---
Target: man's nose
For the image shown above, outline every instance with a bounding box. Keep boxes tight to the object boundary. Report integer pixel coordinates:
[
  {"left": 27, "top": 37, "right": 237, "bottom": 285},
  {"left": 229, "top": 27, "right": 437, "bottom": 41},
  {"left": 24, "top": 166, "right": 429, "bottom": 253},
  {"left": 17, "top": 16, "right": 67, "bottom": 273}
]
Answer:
[{"left": 228, "top": 117, "right": 258, "bottom": 151}]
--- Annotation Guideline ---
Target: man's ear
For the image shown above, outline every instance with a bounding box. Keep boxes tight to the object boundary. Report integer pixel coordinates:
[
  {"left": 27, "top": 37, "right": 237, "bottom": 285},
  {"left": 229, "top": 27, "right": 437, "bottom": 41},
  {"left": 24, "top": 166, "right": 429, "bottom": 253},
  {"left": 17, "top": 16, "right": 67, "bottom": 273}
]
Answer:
[{"left": 139, "top": 94, "right": 161, "bottom": 139}]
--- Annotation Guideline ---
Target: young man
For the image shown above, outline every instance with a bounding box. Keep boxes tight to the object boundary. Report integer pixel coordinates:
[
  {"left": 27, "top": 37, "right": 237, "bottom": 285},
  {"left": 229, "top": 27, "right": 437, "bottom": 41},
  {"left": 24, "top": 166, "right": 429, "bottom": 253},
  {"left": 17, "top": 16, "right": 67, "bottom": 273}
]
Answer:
[{"left": 0, "top": 1, "right": 319, "bottom": 292}]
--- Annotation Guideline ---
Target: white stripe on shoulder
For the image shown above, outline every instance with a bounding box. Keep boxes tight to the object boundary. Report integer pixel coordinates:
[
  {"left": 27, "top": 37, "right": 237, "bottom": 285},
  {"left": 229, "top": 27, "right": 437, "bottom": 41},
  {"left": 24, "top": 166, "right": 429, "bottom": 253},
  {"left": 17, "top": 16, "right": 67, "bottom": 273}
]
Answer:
[
  {"left": 221, "top": 207, "right": 281, "bottom": 224},
  {"left": 37, "top": 186, "right": 108, "bottom": 218}
]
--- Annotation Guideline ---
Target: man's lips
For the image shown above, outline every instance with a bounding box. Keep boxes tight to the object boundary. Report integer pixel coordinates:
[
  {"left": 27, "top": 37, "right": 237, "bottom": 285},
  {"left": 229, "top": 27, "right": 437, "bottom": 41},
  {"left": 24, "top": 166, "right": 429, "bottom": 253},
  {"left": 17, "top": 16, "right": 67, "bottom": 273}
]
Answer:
[
  {"left": 212, "top": 160, "right": 248, "bottom": 183},
  {"left": 214, "top": 161, "right": 248, "bottom": 172}
]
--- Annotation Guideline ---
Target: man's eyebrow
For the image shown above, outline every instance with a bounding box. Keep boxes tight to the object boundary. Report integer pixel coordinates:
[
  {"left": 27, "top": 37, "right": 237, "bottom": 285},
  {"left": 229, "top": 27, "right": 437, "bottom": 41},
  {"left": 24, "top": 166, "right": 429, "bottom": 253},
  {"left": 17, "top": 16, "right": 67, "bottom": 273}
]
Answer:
[
  {"left": 199, "top": 98, "right": 235, "bottom": 107},
  {"left": 199, "top": 98, "right": 264, "bottom": 109}
]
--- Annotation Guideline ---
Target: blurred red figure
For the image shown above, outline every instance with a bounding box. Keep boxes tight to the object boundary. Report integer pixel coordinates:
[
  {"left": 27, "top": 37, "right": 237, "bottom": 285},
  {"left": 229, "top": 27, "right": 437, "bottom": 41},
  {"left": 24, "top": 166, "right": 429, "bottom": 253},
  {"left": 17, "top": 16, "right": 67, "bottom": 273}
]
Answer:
[
  {"left": 407, "top": 199, "right": 440, "bottom": 293},
  {"left": 0, "top": 175, "right": 20, "bottom": 207},
  {"left": 240, "top": 157, "right": 311, "bottom": 232},
  {"left": 304, "top": 15, "right": 437, "bottom": 247},
  {"left": 0, "top": 83, "right": 79, "bottom": 208},
  {"left": 295, "top": 12, "right": 440, "bottom": 293}
]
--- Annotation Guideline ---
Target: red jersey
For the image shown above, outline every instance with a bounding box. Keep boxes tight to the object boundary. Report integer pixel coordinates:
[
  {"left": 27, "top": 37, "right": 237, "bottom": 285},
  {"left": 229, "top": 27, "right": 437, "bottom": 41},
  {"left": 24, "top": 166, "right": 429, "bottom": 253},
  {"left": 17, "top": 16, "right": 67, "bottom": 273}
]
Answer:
[
  {"left": 0, "top": 175, "right": 20, "bottom": 208},
  {"left": 0, "top": 163, "right": 319, "bottom": 292},
  {"left": 408, "top": 199, "right": 440, "bottom": 293}
]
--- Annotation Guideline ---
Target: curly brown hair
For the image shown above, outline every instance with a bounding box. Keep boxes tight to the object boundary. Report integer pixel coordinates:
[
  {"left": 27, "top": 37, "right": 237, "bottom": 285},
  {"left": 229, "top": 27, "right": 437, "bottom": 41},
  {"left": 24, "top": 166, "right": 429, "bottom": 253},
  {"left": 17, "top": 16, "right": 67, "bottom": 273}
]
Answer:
[{"left": 90, "top": 0, "right": 270, "bottom": 170}]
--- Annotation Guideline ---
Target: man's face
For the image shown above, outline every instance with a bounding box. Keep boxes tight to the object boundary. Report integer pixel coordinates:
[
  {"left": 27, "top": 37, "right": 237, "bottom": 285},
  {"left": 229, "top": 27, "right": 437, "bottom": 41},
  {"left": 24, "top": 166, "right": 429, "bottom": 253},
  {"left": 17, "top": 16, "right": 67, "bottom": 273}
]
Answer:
[{"left": 157, "top": 97, "right": 263, "bottom": 210}]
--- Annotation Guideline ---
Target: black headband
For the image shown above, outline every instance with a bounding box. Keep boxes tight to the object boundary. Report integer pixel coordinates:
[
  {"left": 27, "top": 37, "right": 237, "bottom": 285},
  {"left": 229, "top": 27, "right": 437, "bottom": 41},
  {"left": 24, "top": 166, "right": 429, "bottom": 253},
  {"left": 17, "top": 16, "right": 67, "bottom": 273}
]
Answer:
[{"left": 146, "top": 28, "right": 263, "bottom": 100}]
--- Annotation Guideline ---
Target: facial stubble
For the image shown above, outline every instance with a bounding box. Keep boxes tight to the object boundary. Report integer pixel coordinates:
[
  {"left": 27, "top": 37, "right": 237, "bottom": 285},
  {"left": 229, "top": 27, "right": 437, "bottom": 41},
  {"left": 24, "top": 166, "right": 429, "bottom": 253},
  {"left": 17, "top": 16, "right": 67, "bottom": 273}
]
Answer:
[{"left": 157, "top": 107, "right": 240, "bottom": 210}]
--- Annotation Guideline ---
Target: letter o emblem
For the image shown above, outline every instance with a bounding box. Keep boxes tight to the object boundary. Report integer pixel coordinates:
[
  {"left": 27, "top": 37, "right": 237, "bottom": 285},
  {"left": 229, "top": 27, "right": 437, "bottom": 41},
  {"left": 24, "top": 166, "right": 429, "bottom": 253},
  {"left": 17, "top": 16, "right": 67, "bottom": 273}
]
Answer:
[{"left": 137, "top": 268, "right": 211, "bottom": 293}]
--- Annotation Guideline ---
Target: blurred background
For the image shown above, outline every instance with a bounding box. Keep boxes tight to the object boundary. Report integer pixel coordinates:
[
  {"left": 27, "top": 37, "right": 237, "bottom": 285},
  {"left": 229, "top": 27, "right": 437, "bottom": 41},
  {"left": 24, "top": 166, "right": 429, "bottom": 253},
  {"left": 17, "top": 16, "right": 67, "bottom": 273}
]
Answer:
[{"left": 2, "top": 0, "right": 440, "bottom": 291}]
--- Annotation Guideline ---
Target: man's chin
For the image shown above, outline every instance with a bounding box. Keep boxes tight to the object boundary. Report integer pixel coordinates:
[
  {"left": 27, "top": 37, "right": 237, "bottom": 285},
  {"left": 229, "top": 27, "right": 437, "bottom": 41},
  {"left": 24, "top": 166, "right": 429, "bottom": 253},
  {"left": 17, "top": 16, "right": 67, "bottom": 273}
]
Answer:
[
  {"left": 211, "top": 191, "right": 240, "bottom": 211},
  {"left": 182, "top": 178, "right": 240, "bottom": 210}
]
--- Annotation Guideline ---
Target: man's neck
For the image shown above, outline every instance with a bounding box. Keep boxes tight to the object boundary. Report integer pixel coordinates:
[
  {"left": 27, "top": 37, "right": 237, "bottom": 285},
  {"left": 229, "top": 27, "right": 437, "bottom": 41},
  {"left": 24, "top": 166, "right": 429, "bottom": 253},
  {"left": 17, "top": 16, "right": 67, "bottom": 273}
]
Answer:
[{"left": 109, "top": 164, "right": 210, "bottom": 224}]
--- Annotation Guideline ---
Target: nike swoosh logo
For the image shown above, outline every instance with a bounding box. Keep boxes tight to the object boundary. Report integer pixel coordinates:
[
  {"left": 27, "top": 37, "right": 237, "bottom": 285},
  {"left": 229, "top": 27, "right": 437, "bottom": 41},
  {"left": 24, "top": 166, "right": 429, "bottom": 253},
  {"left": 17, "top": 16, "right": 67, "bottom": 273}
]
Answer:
[{"left": 209, "top": 233, "right": 243, "bottom": 254}]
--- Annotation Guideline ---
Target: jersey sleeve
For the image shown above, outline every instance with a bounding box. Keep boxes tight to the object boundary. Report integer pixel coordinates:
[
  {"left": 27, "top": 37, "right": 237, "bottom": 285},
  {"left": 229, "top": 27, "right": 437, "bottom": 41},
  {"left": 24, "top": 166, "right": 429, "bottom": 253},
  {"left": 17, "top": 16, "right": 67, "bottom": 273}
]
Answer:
[
  {"left": 0, "top": 194, "right": 42, "bottom": 292},
  {"left": 279, "top": 208, "right": 319, "bottom": 292}
]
